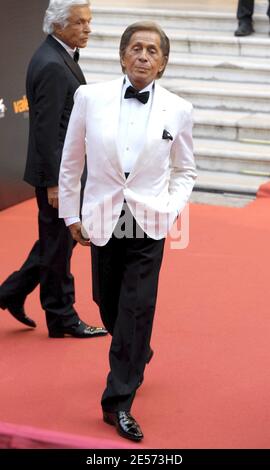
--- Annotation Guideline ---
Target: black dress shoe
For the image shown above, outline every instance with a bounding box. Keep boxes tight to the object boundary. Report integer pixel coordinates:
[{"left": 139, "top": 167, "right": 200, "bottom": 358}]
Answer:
[
  {"left": 0, "top": 302, "right": 36, "bottom": 328},
  {"left": 234, "top": 21, "right": 254, "bottom": 36},
  {"left": 103, "top": 410, "right": 143, "bottom": 442},
  {"left": 48, "top": 320, "right": 108, "bottom": 338}
]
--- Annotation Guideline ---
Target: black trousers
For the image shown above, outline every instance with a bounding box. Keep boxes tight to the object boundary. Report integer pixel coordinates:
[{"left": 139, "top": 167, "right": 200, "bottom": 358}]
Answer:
[
  {"left": 91, "top": 210, "right": 165, "bottom": 412},
  {"left": 0, "top": 187, "right": 79, "bottom": 331},
  {"left": 237, "top": 0, "right": 270, "bottom": 20}
]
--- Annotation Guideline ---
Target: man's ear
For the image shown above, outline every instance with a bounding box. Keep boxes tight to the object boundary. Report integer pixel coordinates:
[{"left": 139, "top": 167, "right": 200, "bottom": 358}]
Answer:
[
  {"left": 53, "top": 23, "right": 63, "bottom": 36},
  {"left": 120, "top": 55, "right": 125, "bottom": 69},
  {"left": 159, "top": 55, "right": 168, "bottom": 74},
  {"left": 120, "top": 55, "right": 126, "bottom": 73}
]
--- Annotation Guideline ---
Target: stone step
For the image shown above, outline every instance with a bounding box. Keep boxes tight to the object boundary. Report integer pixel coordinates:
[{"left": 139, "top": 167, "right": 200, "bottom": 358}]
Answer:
[
  {"left": 83, "top": 72, "right": 270, "bottom": 113},
  {"left": 193, "top": 109, "right": 270, "bottom": 142},
  {"left": 195, "top": 169, "right": 269, "bottom": 196},
  {"left": 80, "top": 49, "right": 270, "bottom": 84},
  {"left": 190, "top": 190, "right": 254, "bottom": 208},
  {"left": 165, "top": 79, "right": 270, "bottom": 113},
  {"left": 91, "top": 7, "right": 270, "bottom": 33},
  {"left": 89, "top": 27, "right": 270, "bottom": 58},
  {"left": 194, "top": 138, "right": 270, "bottom": 174}
]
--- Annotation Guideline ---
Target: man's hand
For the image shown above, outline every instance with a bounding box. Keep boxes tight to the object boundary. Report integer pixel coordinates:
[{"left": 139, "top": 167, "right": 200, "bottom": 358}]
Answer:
[
  {"left": 47, "top": 186, "right": 59, "bottom": 209},
  {"left": 68, "top": 222, "right": 90, "bottom": 246}
]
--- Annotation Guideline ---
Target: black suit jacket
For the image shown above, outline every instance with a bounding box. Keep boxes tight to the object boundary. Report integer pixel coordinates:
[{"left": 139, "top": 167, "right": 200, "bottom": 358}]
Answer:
[{"left": 24, "top": 35, "right": 86, "bottom": 187}]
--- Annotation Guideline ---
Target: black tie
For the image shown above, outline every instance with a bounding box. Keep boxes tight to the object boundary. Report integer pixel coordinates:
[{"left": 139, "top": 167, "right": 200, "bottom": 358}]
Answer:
[
  {"left": 73, "top": 48, "right": 80, "bottom": 63},
  {"left": 124, "top": 86, "right": 150, "bottom": 104}
]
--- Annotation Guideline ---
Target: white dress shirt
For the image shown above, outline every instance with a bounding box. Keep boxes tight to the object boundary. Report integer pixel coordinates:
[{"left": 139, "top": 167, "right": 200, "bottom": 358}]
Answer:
[
  {"left": 64, "top": 76, "right": 154, "bottom": 227},
  {"left": 118, "top": 76, "right": 153, "bottom": 173}
]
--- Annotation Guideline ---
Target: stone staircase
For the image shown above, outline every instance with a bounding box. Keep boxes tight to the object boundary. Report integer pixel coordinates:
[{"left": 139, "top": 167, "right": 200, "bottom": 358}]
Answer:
[{"left": 80, "top": 5, "right": 270, "bottom": 204}]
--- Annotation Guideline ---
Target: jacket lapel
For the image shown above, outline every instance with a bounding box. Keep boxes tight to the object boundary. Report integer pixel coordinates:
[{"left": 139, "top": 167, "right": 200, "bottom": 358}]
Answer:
[
  {"left": 46, "top": 35, "right": 86, "bottom": 84},
  {"left": 101, "top": 78, "right": 125, "bottom": 180}
]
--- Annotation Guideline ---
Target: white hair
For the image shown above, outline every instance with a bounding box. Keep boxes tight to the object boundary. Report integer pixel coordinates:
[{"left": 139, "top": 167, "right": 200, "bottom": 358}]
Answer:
[{"left": 43, "top": 0, "right": 91, "bottom": 34}]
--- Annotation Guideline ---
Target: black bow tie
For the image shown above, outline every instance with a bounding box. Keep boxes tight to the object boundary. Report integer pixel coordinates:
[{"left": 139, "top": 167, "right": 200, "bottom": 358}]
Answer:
[
  {"left": 124, "top": 86, "right": 150, "bottom": 104},
  {"left": 73, "top": 48, "right": 80, "bottom": 63}
]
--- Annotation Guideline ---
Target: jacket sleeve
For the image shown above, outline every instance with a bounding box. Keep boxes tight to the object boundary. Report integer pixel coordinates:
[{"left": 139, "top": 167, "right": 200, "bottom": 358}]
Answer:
[
  {"left": 58, "top": 86, "right": 87, "bottom": 218},
  {"left": 33, "top": 62, "right": 68, "bottom": 186},
  {"left": 168, "top": 103, "right": 197, "bottom": 215}
]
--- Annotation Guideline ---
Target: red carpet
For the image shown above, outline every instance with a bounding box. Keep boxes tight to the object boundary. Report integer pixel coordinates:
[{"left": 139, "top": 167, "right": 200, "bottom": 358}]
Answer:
[{"left": 1, "top": 195, "right": 270, "bottom": 449}]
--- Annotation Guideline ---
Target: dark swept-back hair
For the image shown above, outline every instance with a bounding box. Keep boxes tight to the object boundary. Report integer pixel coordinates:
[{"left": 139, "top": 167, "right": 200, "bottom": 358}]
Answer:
[{"left": 119, "top": 21, "right": 170, "bottom": 79}]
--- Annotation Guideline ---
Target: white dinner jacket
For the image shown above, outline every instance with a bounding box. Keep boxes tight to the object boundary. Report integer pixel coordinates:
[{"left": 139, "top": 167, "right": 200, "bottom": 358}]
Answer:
[{"left": 59, "top": 77, "right": 197, "bottom": 246}]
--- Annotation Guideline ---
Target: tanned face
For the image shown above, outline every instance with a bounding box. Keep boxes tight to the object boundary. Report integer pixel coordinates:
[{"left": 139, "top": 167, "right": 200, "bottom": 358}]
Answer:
[
  {"left": 121, "top": 30, "right": 166, "bottom": 90},
  {"left": 54, "top": 5, "right": 92, "bottom": 49}
]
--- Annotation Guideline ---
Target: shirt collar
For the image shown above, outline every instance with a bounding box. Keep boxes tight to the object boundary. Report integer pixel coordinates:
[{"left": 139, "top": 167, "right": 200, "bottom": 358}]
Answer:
[{"left": 52, "top": 35, "right": 76, "bottom": 58}]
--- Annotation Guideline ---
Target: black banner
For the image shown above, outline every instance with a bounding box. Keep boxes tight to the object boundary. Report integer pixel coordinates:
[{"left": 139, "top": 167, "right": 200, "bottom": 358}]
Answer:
[
  {"left": 0, "top": 0, "right": 48, "bottom": 210},
  {"left": 0, "top": 449, "right": 270, "bottom": 469}
]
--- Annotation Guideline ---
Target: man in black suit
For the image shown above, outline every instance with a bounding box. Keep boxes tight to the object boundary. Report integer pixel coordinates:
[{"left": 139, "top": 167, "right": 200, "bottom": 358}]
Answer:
[
  {"left": 0, "top": 0, "right": 107, "bottom": 339},
  {"left": 235, "top": 0, "right": 270, "bottom": 36}
]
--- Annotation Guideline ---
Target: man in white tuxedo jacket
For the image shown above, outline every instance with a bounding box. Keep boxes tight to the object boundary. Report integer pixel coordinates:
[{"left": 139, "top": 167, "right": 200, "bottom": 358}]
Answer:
[{"left": 59, "top": 21, "right": 196, "bottom": 442}]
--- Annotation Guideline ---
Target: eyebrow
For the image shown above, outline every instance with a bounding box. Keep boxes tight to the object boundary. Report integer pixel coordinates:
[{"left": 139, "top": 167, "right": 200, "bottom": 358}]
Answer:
[
  {"left": 69, "top": 14, "right": 92, "bottom": 22},
  {"left": 131, "top": 42, "right": 158, "bottom": 48}
]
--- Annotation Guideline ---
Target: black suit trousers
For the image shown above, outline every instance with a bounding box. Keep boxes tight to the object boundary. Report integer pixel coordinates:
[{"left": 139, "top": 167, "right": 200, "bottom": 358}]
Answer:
[
  {"left": 0, "top": 188, "right": 79, "bottom": 330},
  {"left": 237, "top": 0, "right": 270, "bottom": 20},
  {"left": 92, "top": 213, "right": 165, "bottom": 412}
]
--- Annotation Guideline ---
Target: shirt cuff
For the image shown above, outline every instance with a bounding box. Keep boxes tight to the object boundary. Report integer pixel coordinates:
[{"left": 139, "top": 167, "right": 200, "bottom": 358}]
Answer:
[{"left": 64, "top": 216, "right": 80, "bottom": 227}]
